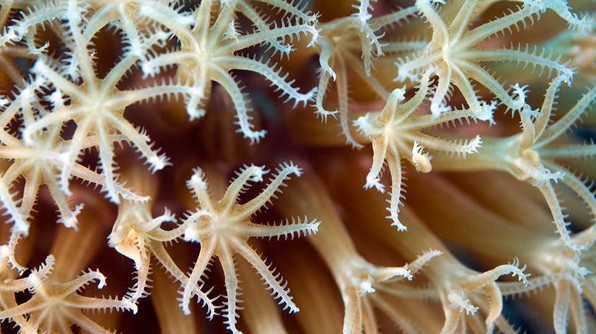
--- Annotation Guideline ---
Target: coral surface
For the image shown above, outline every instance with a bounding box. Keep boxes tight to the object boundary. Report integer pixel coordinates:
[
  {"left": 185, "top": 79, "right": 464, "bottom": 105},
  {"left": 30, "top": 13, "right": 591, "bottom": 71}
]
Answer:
[{"left": 0, "top": 0, "right": 595, "bottom": 333}]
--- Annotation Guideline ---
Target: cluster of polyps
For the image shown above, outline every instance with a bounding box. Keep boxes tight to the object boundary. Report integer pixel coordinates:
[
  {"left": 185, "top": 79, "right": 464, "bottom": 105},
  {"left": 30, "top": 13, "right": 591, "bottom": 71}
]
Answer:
[{"left": 0, "top": 0, "right": 594, "bottom": 333}]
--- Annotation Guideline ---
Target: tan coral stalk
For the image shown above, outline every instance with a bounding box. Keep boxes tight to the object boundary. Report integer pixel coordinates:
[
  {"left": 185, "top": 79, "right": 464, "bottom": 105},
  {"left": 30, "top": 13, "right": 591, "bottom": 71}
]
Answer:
[
  {"left": 278, "top": 171, "right": 440, "bottom": 334},
  {"left": 151, "top": 265, "right": 202, "bottom": 334},
  {"left": 322, "top": 160, "right": 530, "bottom": 333}
]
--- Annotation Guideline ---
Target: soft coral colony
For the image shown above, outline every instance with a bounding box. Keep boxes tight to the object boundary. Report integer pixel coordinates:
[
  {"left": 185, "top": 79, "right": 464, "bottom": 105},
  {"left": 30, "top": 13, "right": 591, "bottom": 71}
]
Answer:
[{"left": 0, "top": 0, "right": 594, "bottom": 332}]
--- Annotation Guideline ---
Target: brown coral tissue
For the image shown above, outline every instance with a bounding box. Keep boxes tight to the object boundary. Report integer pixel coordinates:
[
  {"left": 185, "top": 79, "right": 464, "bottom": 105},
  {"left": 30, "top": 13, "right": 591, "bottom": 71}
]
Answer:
[{"left": 1, "top": 0, "right": 596, "bottom": 333}]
